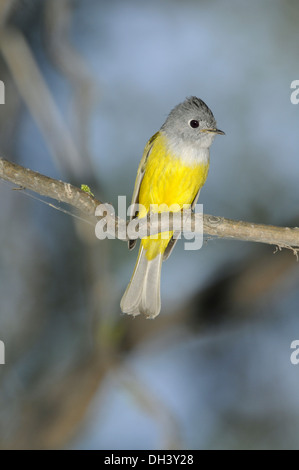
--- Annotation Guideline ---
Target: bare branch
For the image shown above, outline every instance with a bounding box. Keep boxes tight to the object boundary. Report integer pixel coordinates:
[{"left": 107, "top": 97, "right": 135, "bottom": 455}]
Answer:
[
  {"left": 1, "top": 157, "right": 299, "bottom": 251},
  {"left": 0, "top": 157, "right": 99, "bottom": 216}
]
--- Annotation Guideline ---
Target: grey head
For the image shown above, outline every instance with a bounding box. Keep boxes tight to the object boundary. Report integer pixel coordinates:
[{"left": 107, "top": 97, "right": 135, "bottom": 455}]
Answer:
[{"left": 161, "top": 96, "right": 224, "bottom": 149}]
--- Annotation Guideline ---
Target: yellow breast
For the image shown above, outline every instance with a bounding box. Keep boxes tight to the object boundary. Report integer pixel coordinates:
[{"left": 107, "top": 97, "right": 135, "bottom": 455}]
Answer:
[{"left": 138, "top": 132, "right": 209, "bottom": 259}]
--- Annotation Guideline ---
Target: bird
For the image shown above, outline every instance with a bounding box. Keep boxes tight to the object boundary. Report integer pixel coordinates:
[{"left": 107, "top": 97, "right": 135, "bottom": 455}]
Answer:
[{"left": 121, "top": 96, "right": 224, "bottom": 319}]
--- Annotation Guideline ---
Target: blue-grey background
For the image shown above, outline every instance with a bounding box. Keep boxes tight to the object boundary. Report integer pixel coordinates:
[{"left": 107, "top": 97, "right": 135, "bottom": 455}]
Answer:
[{"left": 0, "top": 0, "right": 299, "bottom": 450}]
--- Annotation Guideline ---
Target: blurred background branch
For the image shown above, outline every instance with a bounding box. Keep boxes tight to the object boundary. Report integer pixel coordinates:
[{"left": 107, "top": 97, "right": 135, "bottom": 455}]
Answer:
[{"left": 0, "top": 26, "right": 84, "bottom": 177}]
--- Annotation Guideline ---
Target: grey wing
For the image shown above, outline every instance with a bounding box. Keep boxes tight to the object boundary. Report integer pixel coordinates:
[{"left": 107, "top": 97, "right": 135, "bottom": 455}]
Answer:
[
  {"left": 128, "top": 166, "right": 145, "bottom": 250},
  {"left": 163, "top": 188, "right": 201, "bottom": 261},
  {"left": 128, "top": 133, "right": 158, "bottom": 250},
  {"left": 163, "top": 233, "right": 180, "bottom": 261},
  {"left": 191, "top": 188, "right": 201, "bottom": 210}
]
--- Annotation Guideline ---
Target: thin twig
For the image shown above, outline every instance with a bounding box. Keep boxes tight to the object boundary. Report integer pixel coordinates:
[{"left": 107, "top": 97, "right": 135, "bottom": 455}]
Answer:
[{"left": 1, "top": 157, "right": 299, "bottom": 251}]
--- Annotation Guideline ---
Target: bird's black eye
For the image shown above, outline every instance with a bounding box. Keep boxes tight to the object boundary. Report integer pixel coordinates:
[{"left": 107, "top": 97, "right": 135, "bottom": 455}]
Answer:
[{"left": 189, "top": 119, "right": 199, "bottom": 128}]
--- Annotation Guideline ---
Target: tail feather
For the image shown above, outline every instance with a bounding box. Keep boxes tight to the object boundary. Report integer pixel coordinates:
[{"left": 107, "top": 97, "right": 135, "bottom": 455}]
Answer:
[{"left": 121, "top": 246, "right": 162, "bottom": 319}]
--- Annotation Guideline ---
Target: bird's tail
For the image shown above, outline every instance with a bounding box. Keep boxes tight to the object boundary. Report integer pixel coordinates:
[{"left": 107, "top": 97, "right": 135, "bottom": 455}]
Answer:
[{"left": 120, "top": 246, "right": 162, "bottom": 319}]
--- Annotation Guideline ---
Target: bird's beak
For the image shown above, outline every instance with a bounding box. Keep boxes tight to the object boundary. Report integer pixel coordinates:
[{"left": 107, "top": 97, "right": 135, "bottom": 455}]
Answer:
[{"left": 201, "top": 128, "right": 225, "bottom": 135}]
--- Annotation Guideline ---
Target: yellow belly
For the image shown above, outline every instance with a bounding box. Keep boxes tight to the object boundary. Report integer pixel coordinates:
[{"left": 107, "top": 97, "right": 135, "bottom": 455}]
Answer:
[{"left": 138, "top": 133, "right": 209, "bottom": 260}]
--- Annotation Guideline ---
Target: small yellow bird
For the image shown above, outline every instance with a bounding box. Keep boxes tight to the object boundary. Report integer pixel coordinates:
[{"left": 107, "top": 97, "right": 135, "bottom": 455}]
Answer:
[{"left": 121, "top": 97, "right": 224, "bottom": 319}]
